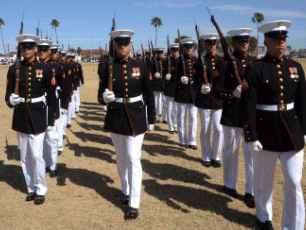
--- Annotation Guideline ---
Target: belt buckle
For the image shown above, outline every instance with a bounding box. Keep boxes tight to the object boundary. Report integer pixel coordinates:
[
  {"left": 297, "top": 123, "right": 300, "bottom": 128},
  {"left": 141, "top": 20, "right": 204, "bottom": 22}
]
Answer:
[
  {"left": 26, "top": 98, "right": 31, "bottom": 103},
  {"left": 123, "top": 98, "right": 130, "bottom": 104},
  {"left": 279, "top": 104, "right": 287, "bottom": 111}
]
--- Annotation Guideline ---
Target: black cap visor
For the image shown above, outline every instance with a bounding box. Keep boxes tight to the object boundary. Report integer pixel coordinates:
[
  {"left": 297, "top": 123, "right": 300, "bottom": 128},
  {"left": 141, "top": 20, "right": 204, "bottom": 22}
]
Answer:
[
  {"left": 114, "top": 37, "right": 131, "bottom": 45},
  {"left": 232, "top": 35, "right": 250, "bottom": 43},
  {"left": 265, "top": 30, "right": 288, "bottom": 39},
  {"left": 183, "top": 44, "right": 194, "bottom": 48},
  {"left": 205, "top": 39, "right": 217, "bottom": 45},
  {"left": 170, "top": 48, "right": 179, "bottom": 51},
  {"left": 38, "top": 45, "right": 50, "bottom": 51},
  {"left": 20, "top": 42, "right": 36, "bottom": 48}
]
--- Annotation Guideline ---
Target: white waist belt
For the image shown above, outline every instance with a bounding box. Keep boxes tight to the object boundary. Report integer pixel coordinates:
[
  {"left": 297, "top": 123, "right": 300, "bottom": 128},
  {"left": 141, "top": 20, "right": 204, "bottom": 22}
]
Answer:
[
  {"left": 20, "top": 95, "right": 46, "bottom": 104},
  {"left": 256, "top": 102, "right": 294, "bottom": 111},
  {"left": 115, "top": 95, "right": 143, "bottom": 104}
]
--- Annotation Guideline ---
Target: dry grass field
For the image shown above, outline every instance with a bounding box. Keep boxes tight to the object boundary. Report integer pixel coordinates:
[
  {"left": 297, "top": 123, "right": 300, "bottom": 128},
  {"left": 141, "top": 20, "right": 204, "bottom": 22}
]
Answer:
[{"left": 0, "top": 60, "right": 305, "bottom": 229}]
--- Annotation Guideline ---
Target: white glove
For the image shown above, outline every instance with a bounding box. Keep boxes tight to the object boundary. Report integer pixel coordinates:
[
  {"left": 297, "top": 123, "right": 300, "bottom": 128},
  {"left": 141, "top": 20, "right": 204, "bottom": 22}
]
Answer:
[
  {"left": 247, "top": 140, "right": 263, "bottom": 152},
  {"left": 181, "top": 76, "right": 189, "bottom": 84},
  {"left": 233, "top": 85, "right": 242, "bottom": 98},
  {"left": 147, "top": 124, "right": 154, "bottom": 131},
  {"left": 154, "top": 72, "right": 161, "bottom": 79},
  {"left": 165, "top": 73, "right": 171, "bottom": 81},
  {"left": 9, "top": 93, "right": 21, "bottom": 106},
  {"left": 61, "top": 109, "right": 68, "bottom": 115},
  {"left": 47, "top": 126, "right": 55, "bottom": 131},
  {"left": 201, "top": 84, "right": 211, "bottom": 94},
  {"left": 103, "top": 89, "right": 115, "bottom": 104}
]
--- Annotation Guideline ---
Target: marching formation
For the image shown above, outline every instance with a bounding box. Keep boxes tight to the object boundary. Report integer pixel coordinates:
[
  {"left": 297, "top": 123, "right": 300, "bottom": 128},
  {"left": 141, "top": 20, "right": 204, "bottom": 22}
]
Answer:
[{"left": 4, "top": 13, "right": 306, "bottom": 230}]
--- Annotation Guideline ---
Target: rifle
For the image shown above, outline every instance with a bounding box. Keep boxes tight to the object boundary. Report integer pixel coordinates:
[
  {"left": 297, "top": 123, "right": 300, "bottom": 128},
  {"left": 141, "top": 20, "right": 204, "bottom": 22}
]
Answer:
[
  {"left": 167, "top": 35, "right": 171, "bottom": 74},
  {"left": 151, "top": 41, "right": 158, "bottom": 73},
  {"left": 108, "top": 13, "right": 115, "bottom": 91},
  {"left": 177, "top": 28, "right": 187, "bottom": 77},
  {"left": 141, "top": 44, "right": 145, "bottom": 62},
  {"left": 132, "top": 45, "right": 135, "bottom": 58},
  {"left": 148, "top": 40, "right": 152, "bottom": 61},
  {"left": 207, "top": 7, "right": 242, "bottom": 85},
  {"left": 14, "top": 13, "right": 24, "bottom": 95},
  {"left": 36, "top": 19, "right": 40, "bottom": 37},
  {"left": 194, "top": 18, "right": 209, "bottom": 86}
]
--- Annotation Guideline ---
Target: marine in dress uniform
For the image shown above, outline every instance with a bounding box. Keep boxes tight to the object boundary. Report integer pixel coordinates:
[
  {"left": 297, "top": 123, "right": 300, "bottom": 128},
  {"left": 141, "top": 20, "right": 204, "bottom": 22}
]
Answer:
[
  {"left": 97, "top": 30, "right": 155, "bottom": 219},
  {"left": 98, "top": 53, "right": 108, "bottom": 112},
  {"left": 50, "top": 44, "right": 69, "bottom": 155},
  {"left": 164, "top": 43, "right": 179, "bottom": 134},
  {"left": 241, "top": 20, "right": 306, "bottom": 230},
  {"left": 144, "top": 49, "right": 151, "bottom": 69},
  {"left": 136, "top": 50, "right": 142, "bottom": 62},
  {"left": 5, "top": 34, "right": 57, "bottom": 204},
  {"left": 217, "top": 28, "right": 257, "bottom": 208},
  {"left": 150, "top": 47, "right": 166, "bottom": 122},
  {"left": 194, "top": 34, "right": 226, "bottom": 167},
  {"left": 37, "top": 39, "right": 60, "bottom": 178},
  {"left": 174, "top": 38, "right": 198, "bottom": 149},
  {"left": 66, "top": 52, "right": 78, "bottom": 123}
]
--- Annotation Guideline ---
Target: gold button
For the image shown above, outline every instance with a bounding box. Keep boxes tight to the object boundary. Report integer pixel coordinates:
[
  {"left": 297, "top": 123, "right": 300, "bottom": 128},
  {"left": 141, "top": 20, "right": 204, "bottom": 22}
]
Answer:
[
  {"left": 126, "top": 88, "right": 128, "bottom": 92},
  {"left": 111, "top": 107, "right": 113, "bottom": 109},
  {"left": 281, "top": 86, "right": 284, "bottom": 90},
  {"left": 280, "top": 93, "right": 284, "bottom": 97},
  {"left": 260, "top": 118, "right": 262, "bottom": 121},
  {"left": 113, "top": 79, "right": 115, "bottom": 81},
  {"left": 140, "top": 106, "right": 143, "bottom": 108},
  {"left": 29, "top": 67, "right": 32, "bottom": 70},
  {"left": 29, "top": 72, "right": 32, "bottom": 75},
  {"left": 213, "top": 67, "right": 215, "bottom": 70},
  {"left": 247, "top": 131, "right": 250, "bottom": 133},
  {"left": 242, "top": 60, "right": 245, "bottom": 62},
  {"left": 295, "top": 79, "right": 297, "bottom": 82},
  {"left": 212, "top": 63, "right": 215, "bottom": 66},
  {"left": 125, "top": 77, "right": 128, "bottom": 79},
  {"left": 28, "top": 88, "right": 31, "bottom": 92},
  {"left": 295, "top": 116, "right": 297, "bottom": 118},
  {"left": 124, "top": 70, "right": 127, "bottom": 74},
  {"left": 248, "top": 138, "right": 250, "bottom": 141},
  {"left": 266, "top": 80, "right": 269, "bottom": 83},
  {"left": 125, "top": 94, "right": 128, "bottom": 97},
  {"left": 280, "top": 100, "right": 284, "bottom": 104},
  {"left": 278, "top": 71, "right": 282, "bottom": 74},
  {"left": 225, "top": 93, "right": 227, "bottom": 96},
  {"left": 28, "top": 94, "right": 31, "bottom": 97},
  {"left": 125, "top": 83, "right": 128, "bottom": 86},
  {"left": 189, "top": 78, "right": 192, "bottom": 80},
  {"left": 280, "top": 78, "right": 283, "bottom": 82},
  {"left": 29, "top": 83, "right": 31, "bottom": 86},
  {"left": 277, "top": 65, "right": 281, "bottom": 68},
  {"left": 273, "top": 59, "right": 276, "bottom": 62},
  {"left": 123, "top": 65, "right": 127, "bottom": 68},
  {"left": 228, "top": 101, "right": 231, "bottom": 104},
  {"left": 212, "top": 59, "right": 214, "bottom": 61},
  {"left": 243, "top": 65, "right": 246, "bottom": 67},
  {"left": 28, "top": 78, "right": 32, "bottom": 81}
]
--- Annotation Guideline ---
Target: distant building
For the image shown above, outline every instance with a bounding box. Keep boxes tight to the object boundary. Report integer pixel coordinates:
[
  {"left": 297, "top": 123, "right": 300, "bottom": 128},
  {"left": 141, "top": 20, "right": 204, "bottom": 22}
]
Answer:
[{"left": 80, "top": 49, "right": 106, "bottom": 60}]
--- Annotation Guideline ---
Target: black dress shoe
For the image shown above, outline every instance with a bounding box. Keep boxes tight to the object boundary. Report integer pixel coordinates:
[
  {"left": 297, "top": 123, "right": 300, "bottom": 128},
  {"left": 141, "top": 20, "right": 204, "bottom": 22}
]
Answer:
[
  {"left": 188, "top": 145, "right": 198, "bottom": 150},
  {"left": 211, "top": 159, "right": 222, "bottom": 168},
  {"left": 257, "top": 218, "right": 274, "bottom": 230},
  {"left": 179, "top": 144, "right": 188, "bottom": 148},
  {"left": 174, "top": 130, "right": 178, "bottom": 133},
  {"left": 223, "top": 186, "right": 238, "bottom": 198},
  {"left": 202, "top": 160, "right": 211, "bottom": 168},
  {"left": 169, "top": 131, "right": 175, "bottom": 134},
  {"left": 25, "top": 193, "right": 36, "bottom": 201},
  {"left": 163, "top": 120, "right": 167, "bottom": 124},
  {"left": 66, "top": 124, "right": 71, "bottom": 128},
  {"left": 121, "top": 193, "right": 129, "bottom": 205},
  {"left": 63, "top": 135, "right": 66, "bottom": 139},
  {"left": 126, "top": 207, "right": 139, "bottom": 219},
  {"left": 58, "top": 150, "right": 62, "bottom": 156},
  {"left": 49, "top": 170, "right": 58, "bottom": 178},
  {"left": 34, "top": 195, "right": 45, "bottom": 205},
  {"left": 244, "top": 193, "right": 255, "bottom": 208},
  {"left": 45, "top": 167, "right": 50, "bottom": 173}
]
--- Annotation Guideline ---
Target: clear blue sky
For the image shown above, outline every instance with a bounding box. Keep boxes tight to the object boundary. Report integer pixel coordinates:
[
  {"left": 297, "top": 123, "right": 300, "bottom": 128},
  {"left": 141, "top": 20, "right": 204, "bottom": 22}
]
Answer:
[{"left": 1, "top": 0, "right": 305, "bottom": 54}]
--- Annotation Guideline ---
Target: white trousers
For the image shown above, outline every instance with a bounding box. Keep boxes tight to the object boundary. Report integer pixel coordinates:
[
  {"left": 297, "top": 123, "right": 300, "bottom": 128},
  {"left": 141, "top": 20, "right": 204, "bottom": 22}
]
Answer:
[
  {"left": 198, "top": 109, "right": 223, "bottom": 161},
  {"left": 153, "top": 91, "right": 163, "bottom": 121},
  {"left": 57, "top": 111, "right": 64, "bottom": 151},
  {"left": 62, "top": 113, "right": 67, "bottom": 136},
  {"left": 162, "top": 95, "right": 167, "bottom": 122},
  {"left": 110, "top": 132, "right": 145, "bottom": 209},
  {"left": 68, "top": 93, "right": 76, "bottom": 124},
  {"left": 165, "top": 96, "right": 178, "bottom": 132},
  {"left": 75, "top": 87, "right": 80, "bottom": 112},
  {"left": 222, "top": 126, "right": 254, "bottom": 195},
  {"left": 176, "top": 102, "right": 198, "bottom": 145},
  {"left": 43, "top": 122, "right": 58, "bottom": 171},
  {"left": 253, "top": 149, "right": 305, "bottom": 230},
  {"left": 17, "top": 132, "right": 47, "bottom": 195}
]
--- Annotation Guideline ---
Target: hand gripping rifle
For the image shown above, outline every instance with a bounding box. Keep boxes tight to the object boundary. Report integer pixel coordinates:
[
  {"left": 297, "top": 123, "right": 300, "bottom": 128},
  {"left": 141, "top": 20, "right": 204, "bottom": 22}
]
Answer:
[
  {"left": 108, "top": 13, "right": 115, "bottom": 91},
  {"left": 207, "top": 7, "right": 242, "bottom": 85},
  {"left": 167, "top": 35, "right": 171, "bottom": 74},
  {"left": 194, "top": 18, "right": 209, "bottom": 86},
  {"left": 14, "top": 13, "right": 24, "bottom": 95}
]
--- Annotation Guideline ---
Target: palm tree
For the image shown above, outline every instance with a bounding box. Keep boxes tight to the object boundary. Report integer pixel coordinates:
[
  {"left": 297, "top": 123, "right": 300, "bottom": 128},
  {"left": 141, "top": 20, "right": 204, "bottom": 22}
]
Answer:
[
  {"left": 287, "top": 45, "right": 292, "bottom": 55},
  {"left": 50, "top": 19, "right": 60, "bottom": 43},
  {"left": 0, "top": 18, "right": 7, "bottom": 62},
  {"left": 151, "top": 17, "right": 163, "bottom": 47},
  {"left": 252, "top": 12, "right": 264, "bottom": 55}
]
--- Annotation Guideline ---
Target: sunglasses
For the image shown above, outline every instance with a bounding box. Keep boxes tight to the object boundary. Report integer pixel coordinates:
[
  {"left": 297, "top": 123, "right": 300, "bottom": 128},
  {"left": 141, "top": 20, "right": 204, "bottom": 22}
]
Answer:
[
  {"left": 205, "top": 40, "right": 217, "bottom": 45},
  {"left": 21, "top": 46, "right": 35, "bottom": 50},
  {"left": 51, "top": 49, "right": 58, "bottom": 54},
  {"left": 183, "top": 44, "right": 193, "bottom": 48}
]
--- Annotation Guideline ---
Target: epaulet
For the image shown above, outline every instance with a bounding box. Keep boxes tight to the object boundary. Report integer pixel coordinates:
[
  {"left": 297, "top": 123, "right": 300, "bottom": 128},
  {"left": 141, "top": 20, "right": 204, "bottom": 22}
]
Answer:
[
  {"left": 286, "top": 56, "right": 300, "bottom": 64},
  {"left": 250, "top": 59, "right": 262, "bottom": 66}
]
